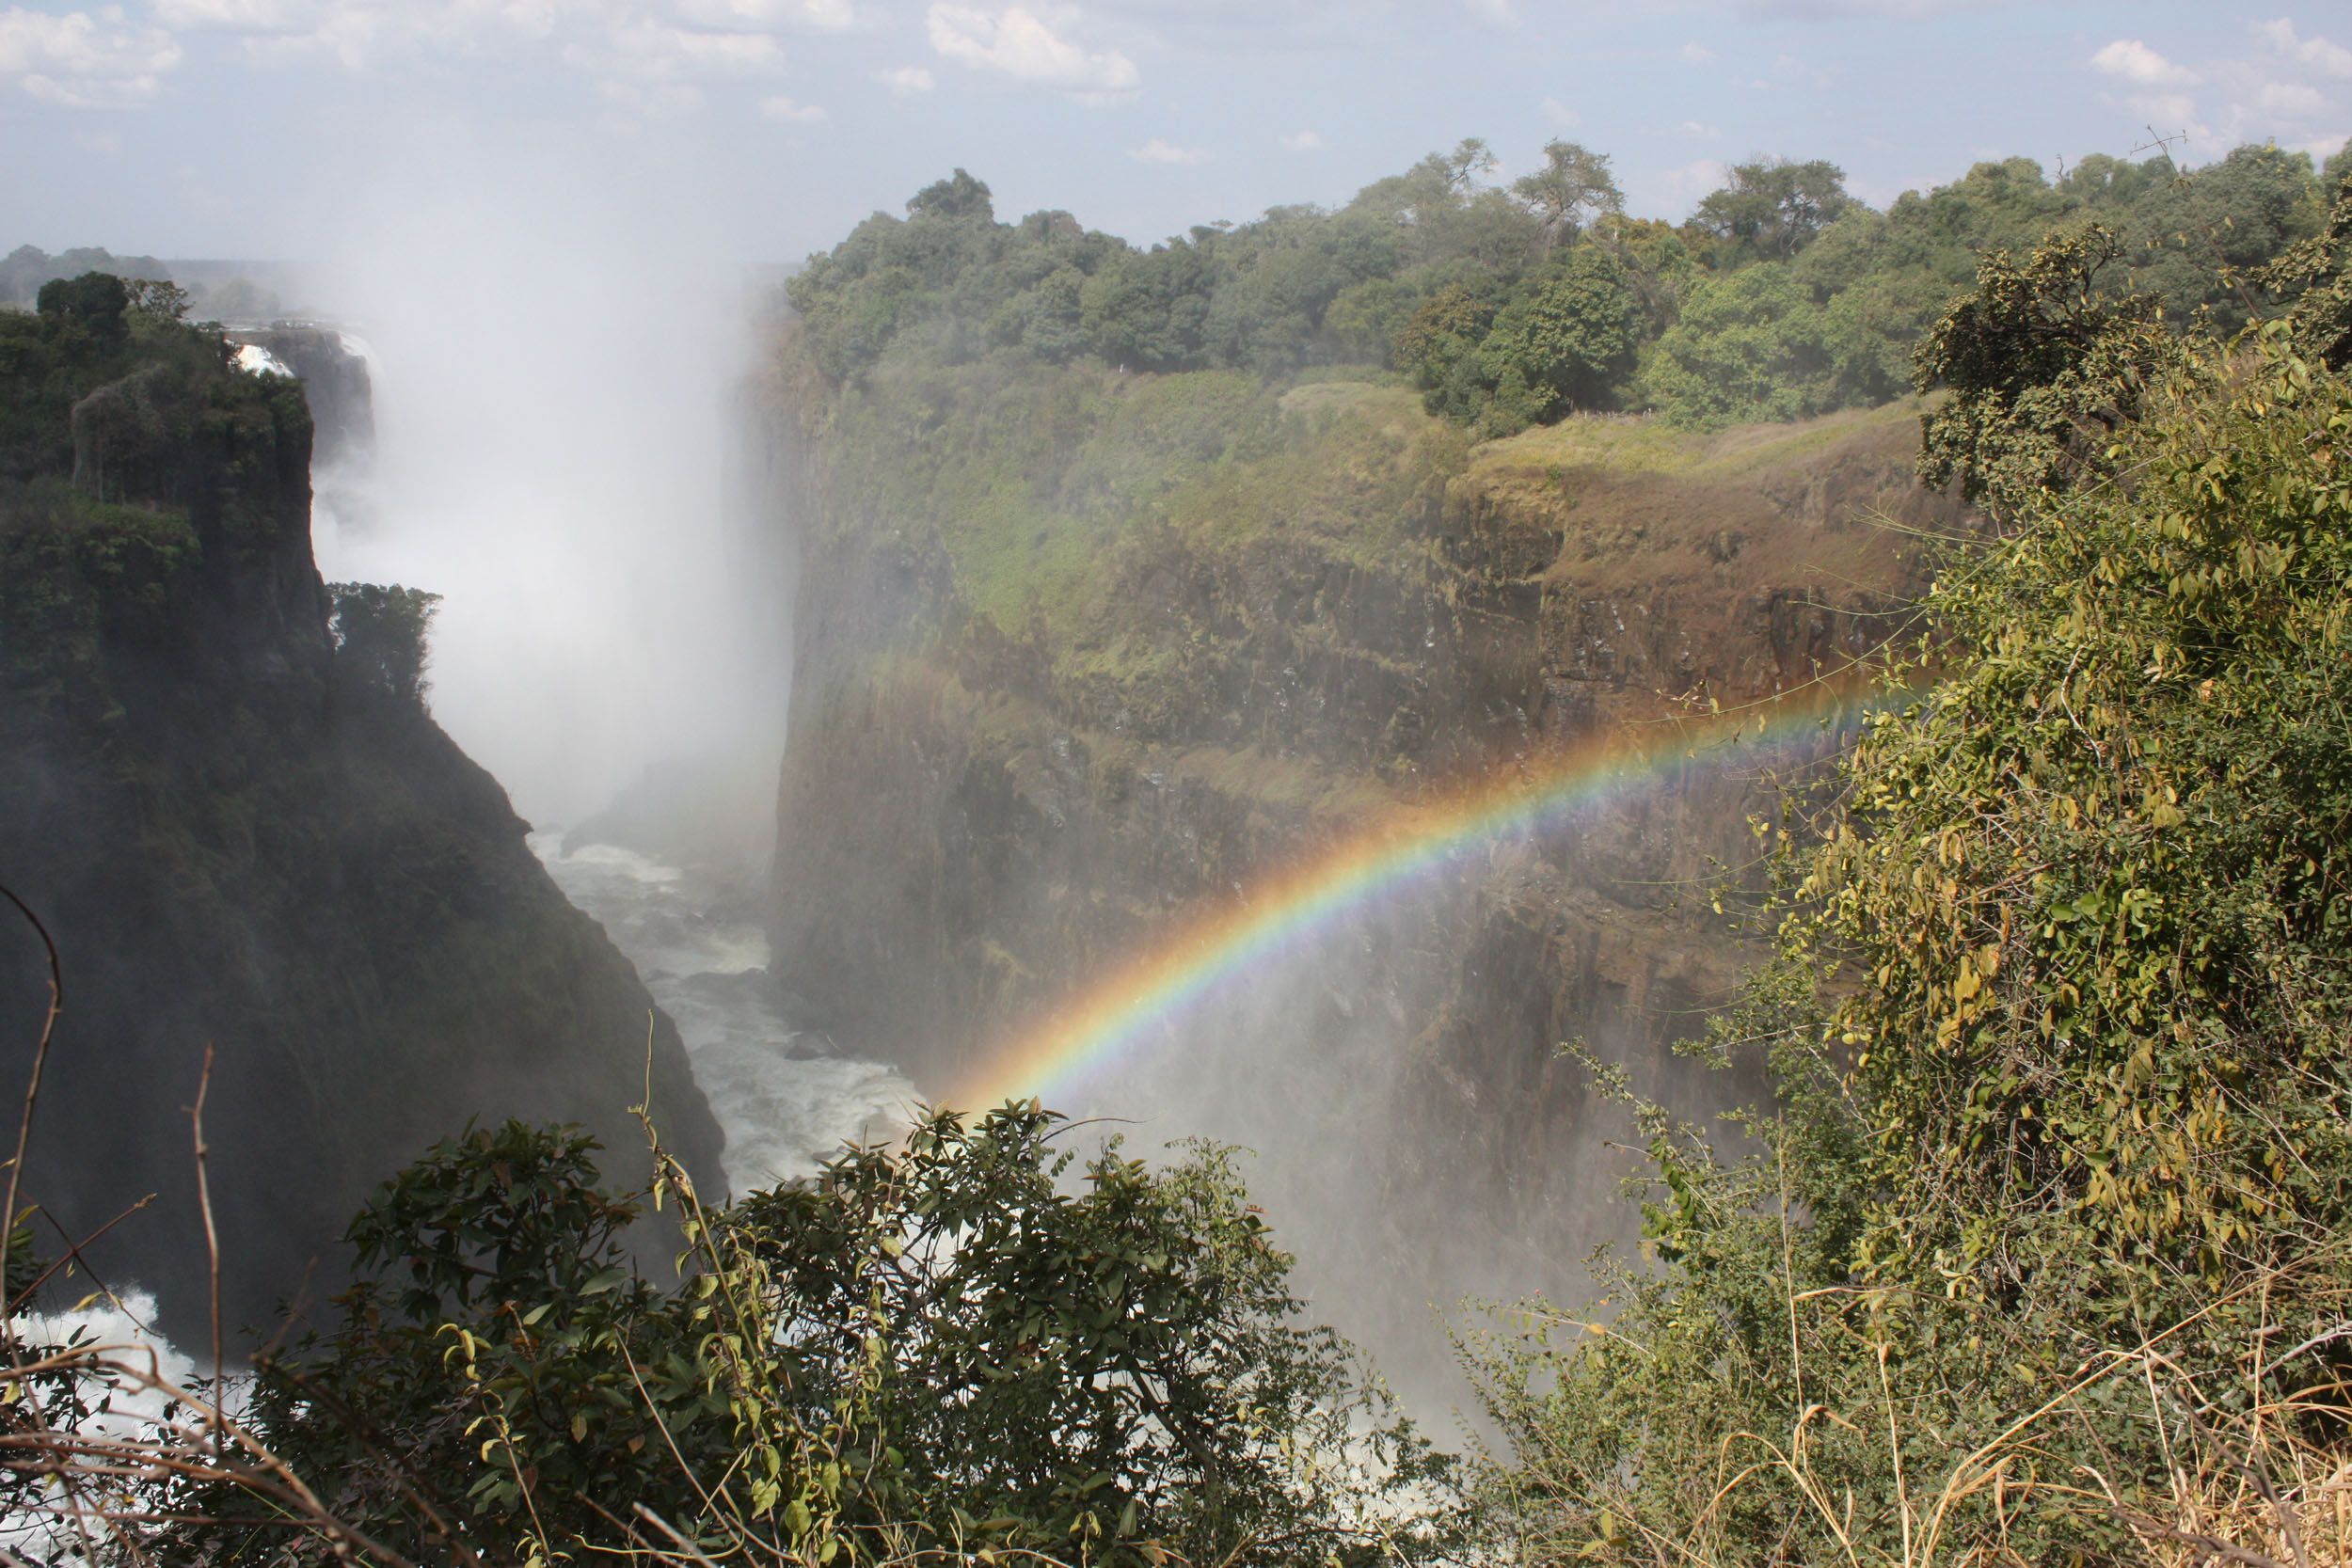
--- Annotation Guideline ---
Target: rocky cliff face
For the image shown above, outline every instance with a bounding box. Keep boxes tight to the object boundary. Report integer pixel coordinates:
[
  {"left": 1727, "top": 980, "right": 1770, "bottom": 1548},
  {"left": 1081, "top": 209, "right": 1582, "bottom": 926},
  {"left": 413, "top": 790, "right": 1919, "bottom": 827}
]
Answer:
[
  {"left": 227, "top": 327, "right": 374, "bottom": 467},
  {"left": 0, "top": 286, "right": 723, "bottom": 1342},
  {"left": 764, "top": 350, "right": 1963, "bottom": 1374}
]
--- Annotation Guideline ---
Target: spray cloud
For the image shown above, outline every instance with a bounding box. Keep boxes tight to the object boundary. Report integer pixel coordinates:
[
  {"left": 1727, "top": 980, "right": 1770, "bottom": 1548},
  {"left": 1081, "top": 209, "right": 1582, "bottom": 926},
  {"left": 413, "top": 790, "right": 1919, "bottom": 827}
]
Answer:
[{"left": 310, "top": 132, "right": 787, "bottom": 830}]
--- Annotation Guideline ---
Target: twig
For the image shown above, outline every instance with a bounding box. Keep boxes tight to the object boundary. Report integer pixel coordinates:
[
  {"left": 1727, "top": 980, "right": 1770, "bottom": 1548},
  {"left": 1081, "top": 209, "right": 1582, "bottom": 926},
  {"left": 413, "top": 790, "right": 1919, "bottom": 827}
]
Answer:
[
  {"left": 635, "top": 1502, "right": 726, "bottom": 1568},
  {"left": 18, "top": 1192, "right": 155, "bottom": 1305},
  {"left": 0, "top": 879, "right": 63, "bottom": 1337},
  {"left": 252, "top": 1353, "right": 492, "bottom": 1568},
  {"left": 191, "top": 1041, "right": 225, "bottom": 1461},
  {"left": 2172, "top": 1378, "right": 2312, "bottom": 1568}
]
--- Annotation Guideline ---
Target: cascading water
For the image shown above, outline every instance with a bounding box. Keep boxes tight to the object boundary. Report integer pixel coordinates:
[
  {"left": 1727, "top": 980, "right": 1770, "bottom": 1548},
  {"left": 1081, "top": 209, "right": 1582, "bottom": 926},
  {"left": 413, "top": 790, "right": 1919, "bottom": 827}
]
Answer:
[
  {"left": 530, "top": 832, "right": 916, "bottom": 1196},
  {"left": 287, "top": 150, "right": 922, "bottom": 1204}
]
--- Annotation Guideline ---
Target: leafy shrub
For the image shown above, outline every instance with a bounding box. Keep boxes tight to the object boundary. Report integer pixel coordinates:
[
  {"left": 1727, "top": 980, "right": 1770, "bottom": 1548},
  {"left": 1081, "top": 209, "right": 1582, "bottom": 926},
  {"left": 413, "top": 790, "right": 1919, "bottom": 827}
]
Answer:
[
  {"left": 1462, "top": 214, "right": 2352, "bottom": 1564},
  {"left": 167, "top": 1105, "right": 1456, "bottom": 1567},
  {"left": 328, "top": 581, "right": 441, "bottom": 705}
]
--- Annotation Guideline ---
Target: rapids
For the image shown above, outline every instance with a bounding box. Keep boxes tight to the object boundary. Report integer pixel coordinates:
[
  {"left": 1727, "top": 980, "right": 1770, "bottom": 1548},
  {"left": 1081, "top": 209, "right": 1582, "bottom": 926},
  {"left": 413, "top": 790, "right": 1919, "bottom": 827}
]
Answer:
[{"left": 530, "top": 832, "right": 918, "bottom": 1197}]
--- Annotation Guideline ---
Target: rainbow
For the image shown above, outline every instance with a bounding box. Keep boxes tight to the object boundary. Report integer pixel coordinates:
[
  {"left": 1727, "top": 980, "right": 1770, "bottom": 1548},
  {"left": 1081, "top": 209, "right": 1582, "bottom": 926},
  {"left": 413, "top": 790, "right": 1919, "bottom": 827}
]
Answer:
[{"left": 952, "top": 681, "right": 1878, "bottom": 1110}]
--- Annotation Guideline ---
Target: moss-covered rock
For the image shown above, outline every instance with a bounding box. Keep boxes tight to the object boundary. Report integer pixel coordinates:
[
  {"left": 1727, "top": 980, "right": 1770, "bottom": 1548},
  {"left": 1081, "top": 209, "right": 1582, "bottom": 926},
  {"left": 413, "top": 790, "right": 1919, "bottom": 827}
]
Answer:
[
  {"left": 761, "top": 313, "right": 1967, "bottom": 1371},
  {"left": 0, "top": 281, "right": 723, "bottom": 1342}
]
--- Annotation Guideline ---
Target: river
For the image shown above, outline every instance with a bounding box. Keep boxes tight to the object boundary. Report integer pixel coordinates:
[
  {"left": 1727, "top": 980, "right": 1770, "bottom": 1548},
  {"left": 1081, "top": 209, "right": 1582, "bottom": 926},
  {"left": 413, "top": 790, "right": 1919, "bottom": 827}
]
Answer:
[{"left": 530, "top": 832, "right": 918, "bottom": 1197}]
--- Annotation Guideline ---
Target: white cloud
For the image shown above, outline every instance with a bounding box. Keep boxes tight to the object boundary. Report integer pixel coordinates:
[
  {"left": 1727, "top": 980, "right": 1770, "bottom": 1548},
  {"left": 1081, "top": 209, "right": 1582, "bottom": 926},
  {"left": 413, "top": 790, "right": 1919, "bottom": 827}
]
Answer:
[
  {"left": 0, "top": 6, "right": 182, "bottom": 106},
  {"left": 1458, "top": 0, "right": 1514, "bottom": 24},
  {"left": 1541, "top": 95, "right": 1579, "bottom": 128},
  {"left": 1657, "top": 157, "right": 1731, "bottom": 209},
  {"left": 677, "top": 0, "right": 857, "bottom": 30},
  {"left": 1129, "top": 136, "right": 1208, "bottom": 164},
  {"left": 178, "top": 1, "right": 569, "bottom": 71},
  {"left": 2257, "top": 79, "right": 2328, "bottom": 117},
  {"left": 876, "top": 62, "right": 932, "bottom": 92},
  {"left": 150, "top": 0, "right": 313, "bottom": 27},
  {"left": 1678, "top": 41, "right": 1716, "bottom": 64},
  {"left": 758, "top": 91, "right": 826, "bottom": 119},
  {"left": 1720, "top": 0, "right": 2042, "bottom": 15},
  {"left": 151, "top": 0, "right": 853, "bottom": 108},
  {"left": 1279, "top": 127, "right": 1320, "bottom": 150},
  {"left": 1773, "top": 51, "right": 1830, "bottom": 87},
  {"left": 2091, "top": 39, "right": 2199, "bottom": 87},
  {"left": 562, "top": 18, "right": 788, "bottom": 110},
  {"left": 2256, "top": 19, "right": 2352, "bottom": 78},
  {"left": 583, "top": 21, "right": 787, "bottom": 77},
  {"left": 926, "top": 4, "right": 1136, "bottom": 94},
  {"left": 1678, "top": 119, "right": 1724, "bottom": 139},
  {"left": 2130, "top": 92, "right": 2201, "bottom": 131}
]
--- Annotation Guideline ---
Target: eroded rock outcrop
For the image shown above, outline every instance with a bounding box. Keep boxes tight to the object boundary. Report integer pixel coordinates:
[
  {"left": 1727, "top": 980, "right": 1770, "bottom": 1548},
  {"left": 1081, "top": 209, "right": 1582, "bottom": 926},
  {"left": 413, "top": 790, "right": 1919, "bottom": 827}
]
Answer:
[
  {"left": 0, "top": 289, "right": 722, "bottom": 1343},
  {"left": 764, "top": 356, "right": 1963, "bottom": 1377}
]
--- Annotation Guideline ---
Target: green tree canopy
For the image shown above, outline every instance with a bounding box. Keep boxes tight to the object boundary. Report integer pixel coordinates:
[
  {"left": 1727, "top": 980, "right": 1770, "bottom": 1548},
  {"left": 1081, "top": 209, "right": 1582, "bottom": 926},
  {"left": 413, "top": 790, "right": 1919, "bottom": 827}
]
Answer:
[
  {"left": 163, "top": 1107, "right": 1454, "bottom": 1567},
  {"left": 1512, "top": 139, "right": 1626, "bottom": 252},
  {"left": 1691, "top": 156, "right": 1858, "bottom": 264}
]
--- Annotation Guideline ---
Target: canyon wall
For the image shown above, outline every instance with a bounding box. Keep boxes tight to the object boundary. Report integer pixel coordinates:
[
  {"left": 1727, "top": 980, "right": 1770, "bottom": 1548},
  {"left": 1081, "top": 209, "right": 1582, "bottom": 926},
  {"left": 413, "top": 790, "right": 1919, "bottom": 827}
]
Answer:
[
  {"left": 764, "top": 346, "right": 1966, "bottom": 1369},
  {"left": 0, "top": 288, "right": 723, "bottom": 1342}
]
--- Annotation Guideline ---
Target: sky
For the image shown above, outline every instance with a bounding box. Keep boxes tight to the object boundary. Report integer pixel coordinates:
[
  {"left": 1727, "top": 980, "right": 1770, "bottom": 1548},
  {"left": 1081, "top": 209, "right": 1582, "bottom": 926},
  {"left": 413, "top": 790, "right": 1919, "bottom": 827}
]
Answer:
[{"left": 2, "top": 1, "right": 2348, "bottom": 265}]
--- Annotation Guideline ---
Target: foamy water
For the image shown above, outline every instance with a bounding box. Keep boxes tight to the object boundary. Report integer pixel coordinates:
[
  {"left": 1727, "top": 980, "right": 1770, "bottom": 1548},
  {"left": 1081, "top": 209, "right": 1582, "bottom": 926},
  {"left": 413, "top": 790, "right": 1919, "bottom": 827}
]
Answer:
[
  {"left": 232, "top": 342, "right": 294, "bottom": 378},
  {"left": 530, "top": 833, "right": 919, "bottom": 1197}
]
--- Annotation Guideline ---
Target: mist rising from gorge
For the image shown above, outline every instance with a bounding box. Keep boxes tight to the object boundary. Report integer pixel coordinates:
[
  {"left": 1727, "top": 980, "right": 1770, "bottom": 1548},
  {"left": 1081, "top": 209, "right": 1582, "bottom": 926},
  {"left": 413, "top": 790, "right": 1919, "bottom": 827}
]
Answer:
[{"left": 307, "top": 143, "right": 788, "bottom": 832}]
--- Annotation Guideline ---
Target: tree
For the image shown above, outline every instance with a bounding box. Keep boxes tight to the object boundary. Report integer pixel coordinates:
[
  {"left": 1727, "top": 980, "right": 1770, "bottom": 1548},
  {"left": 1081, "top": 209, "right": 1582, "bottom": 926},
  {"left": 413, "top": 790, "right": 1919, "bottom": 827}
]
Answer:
[
  {"left": 2120, "top": 142, "right": 2328, "bottom": 330},
  {"left": 906, "top": 166, "right": 994, "bottom": 223},
  {"left": 1394, "top": 281, "right": 1501, "bottom": 422},
  {"left": 1081, "top": 236, "right": 1216, "bottom": 371},
  {"left": 329, "top": 581, "right": 443, "bottom": 705},
  {"left": 1913, "top": 224, "right": 2180, "bottom": 509},
  {"left": 1512, "top": 139, "right": 1624, "bottom": 252},
  {"left": 34, "top": 272, "right": 129, "bottom": 345},
  {"left": 1476, "top": 250, "right": 1641, "bottom": 420},
  {"left": 1345, "top": 138, "right": 1537, "bottom": 274},
  {"left": 1432, "top": 135, "right": 1498, "bottom": 201},
  {"left": 1691, "top": 156, "right": 1857, "bottom": 264},
  {"left": 2260, "top": 160, "right": 2352, "bottom": 369},
  {"left": 1465, "top": 240, "right": 2352, "bottom": 1567},
  {"left": 165, "top": 1108, "right": 1455, "bottom": 1567},
  {"left": 1638, "top": 262, "right": 1831, "bottom": 428},
  {"left": 123, "top": 277, "right": 191, "bottom": 321}
]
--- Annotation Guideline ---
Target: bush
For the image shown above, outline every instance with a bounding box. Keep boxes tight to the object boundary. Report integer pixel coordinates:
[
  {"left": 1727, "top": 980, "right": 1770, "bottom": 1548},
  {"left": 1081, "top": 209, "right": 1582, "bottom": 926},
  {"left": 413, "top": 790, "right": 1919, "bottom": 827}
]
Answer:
[
  {"left": 155, "top": 1105, "right": 1458, "bottom": 1566},
  {"left": 1461, "top": 219, "right": 2352, "bottom": 1563},
  {"left": 328, "top": 581, "right": 441, "bottom": 705}
]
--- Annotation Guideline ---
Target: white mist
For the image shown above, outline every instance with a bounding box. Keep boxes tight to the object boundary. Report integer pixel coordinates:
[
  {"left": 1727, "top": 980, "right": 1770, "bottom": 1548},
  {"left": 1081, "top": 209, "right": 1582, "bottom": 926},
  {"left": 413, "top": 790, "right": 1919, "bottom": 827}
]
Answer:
[{"left": 310, "top": 137, "right": 786, "bottom": 829}]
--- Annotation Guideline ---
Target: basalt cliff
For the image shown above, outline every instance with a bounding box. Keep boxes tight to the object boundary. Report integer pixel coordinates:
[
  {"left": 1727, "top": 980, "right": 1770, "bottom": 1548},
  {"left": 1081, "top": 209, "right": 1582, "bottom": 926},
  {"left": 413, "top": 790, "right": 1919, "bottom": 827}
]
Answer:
[
  {"left": 762, "top": 342, "right": 1966, "bottom": 1355},
  {"left": 0, "top": 278, "right": 723, "bottom": 1340}
]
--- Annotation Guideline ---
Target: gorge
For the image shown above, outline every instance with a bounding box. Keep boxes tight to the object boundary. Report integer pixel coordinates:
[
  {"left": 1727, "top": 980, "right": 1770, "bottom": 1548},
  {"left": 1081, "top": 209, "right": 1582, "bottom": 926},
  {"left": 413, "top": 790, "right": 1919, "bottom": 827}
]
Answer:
[
  {"left": 759, "top": 348, "right": 1964, "bottom": 1386},
  {"left": 0, "top": 277, "right": 724, "bottom": 1345},
  {"left": 0, "top": 145, "right": 2250, "bottom": 1382},
  {"left": 4, "top": 0, "right": 2348, "bottom": 1543}
]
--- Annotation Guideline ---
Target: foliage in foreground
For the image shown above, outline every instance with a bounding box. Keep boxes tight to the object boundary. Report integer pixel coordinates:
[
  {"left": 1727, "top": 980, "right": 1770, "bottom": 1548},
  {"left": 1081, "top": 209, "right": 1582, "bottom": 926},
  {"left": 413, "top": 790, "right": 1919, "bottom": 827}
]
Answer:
[
  {"left": 1460, "top": 209, "right": 2352, "bottom": 1563},
  {"left": 118, "top": 1105, "right": 1453, "bottom": 1567}
]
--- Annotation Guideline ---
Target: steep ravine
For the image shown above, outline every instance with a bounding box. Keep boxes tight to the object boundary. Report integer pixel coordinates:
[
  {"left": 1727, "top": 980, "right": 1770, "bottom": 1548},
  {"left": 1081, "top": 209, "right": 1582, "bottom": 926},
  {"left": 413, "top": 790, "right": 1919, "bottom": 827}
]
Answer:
[
  {"left": 765, "top": 355, "right": 1965, "bottom": 1370},
  {"left": 0, "top": 294, "right": 723, "bottom": 1343}
]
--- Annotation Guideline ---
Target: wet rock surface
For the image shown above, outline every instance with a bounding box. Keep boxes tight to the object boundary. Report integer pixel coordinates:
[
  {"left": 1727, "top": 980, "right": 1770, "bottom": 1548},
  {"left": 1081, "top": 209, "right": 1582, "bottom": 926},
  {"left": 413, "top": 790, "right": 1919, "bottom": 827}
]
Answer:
[{"left": 766, "top": 378, "right": 1965, "bottom": 1397}]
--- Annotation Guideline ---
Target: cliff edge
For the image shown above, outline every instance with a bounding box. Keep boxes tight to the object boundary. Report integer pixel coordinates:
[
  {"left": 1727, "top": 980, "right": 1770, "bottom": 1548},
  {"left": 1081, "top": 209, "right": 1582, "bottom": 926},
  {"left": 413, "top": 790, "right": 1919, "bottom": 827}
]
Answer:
[
  {"left": 0, "top": 276, "right": 723, "bottom": 1340},
  {"left": 764, "top": 341, "right": 1965, "bottom": 1368}
]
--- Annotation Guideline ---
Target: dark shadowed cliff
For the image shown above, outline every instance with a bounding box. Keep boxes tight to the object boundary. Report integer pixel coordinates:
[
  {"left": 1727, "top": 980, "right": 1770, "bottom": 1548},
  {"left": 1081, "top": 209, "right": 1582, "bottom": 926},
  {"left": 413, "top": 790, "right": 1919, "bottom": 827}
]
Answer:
[{"left": 0, "top": 276, "right": 723, "bottom": 1341}]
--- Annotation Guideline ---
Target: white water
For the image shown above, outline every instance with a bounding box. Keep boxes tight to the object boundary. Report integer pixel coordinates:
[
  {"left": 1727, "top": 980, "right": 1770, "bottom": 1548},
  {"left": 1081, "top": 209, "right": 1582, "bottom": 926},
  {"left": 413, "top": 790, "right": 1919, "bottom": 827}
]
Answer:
[
  {"left": 530, "top": 832, "right": 919, "bottom": 1197},
  {"left": 231, "top": 342, "right": 294, "bottom": 378}
]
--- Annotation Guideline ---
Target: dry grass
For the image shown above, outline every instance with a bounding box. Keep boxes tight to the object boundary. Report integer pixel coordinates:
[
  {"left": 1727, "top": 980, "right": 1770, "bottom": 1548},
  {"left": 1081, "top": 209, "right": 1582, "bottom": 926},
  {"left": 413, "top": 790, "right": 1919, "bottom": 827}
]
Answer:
[{"left": 1496, "top": 1246, "right": 2352, "bottom": 1568}]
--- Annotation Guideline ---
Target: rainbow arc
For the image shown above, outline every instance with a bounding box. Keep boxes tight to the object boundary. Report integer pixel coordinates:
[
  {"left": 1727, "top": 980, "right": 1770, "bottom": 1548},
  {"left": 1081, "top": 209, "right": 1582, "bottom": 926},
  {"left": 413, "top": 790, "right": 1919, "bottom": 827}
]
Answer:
[{"left": 954, "top": 684, "right": 1873, "bottom": 1110}]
